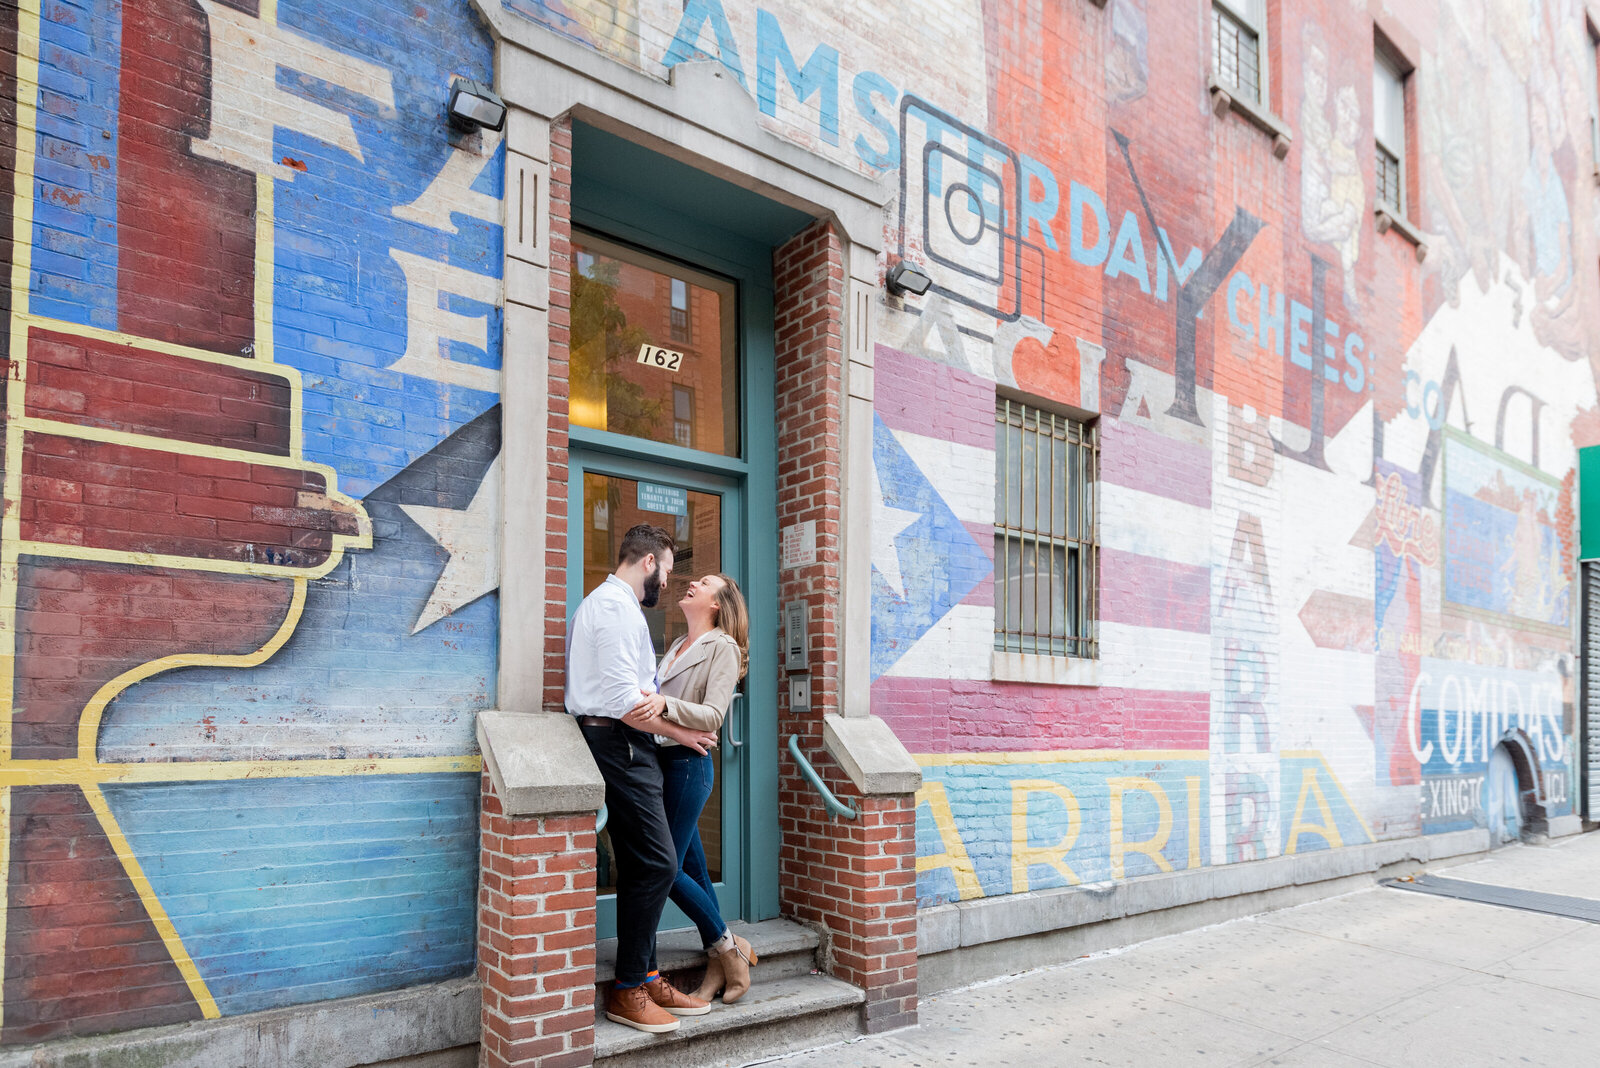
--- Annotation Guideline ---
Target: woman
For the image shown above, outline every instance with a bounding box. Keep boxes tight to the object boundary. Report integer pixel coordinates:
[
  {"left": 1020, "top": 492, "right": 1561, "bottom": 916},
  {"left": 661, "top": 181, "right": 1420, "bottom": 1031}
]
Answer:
[{"left": 628, "top": 573, "right": 759, "bottom": 1003}]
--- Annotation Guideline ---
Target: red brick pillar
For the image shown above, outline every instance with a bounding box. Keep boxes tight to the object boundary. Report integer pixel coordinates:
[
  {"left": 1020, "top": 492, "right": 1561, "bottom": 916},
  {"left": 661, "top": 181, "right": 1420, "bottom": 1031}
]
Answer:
[
  {"left": 780, "top": 746, "right": 920, "bottom": 1033},
  {"left": 772, "top": 220, "right": 921, "bottom": 1034},
  {"left": 477, "top": 712, "right": 604, "bottom": 1067},
  {"left": 842, "top": 796, "right": 919, "bottom": 1032}
]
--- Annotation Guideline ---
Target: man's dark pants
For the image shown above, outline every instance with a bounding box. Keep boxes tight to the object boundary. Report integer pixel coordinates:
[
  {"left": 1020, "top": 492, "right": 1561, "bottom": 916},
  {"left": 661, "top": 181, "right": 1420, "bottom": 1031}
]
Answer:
[{"left": 580, "top": 718, "right": 676, "bottom": 986}]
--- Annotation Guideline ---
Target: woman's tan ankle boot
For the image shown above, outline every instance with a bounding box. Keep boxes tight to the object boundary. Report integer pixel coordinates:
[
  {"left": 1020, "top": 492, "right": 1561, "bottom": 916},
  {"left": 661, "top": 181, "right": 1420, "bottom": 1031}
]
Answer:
[
  {"left": 718, "top": 934, "right": 756, "bottom": 1004},
  {"left": 691, "top": 953, "right": 724, "bottom": 1002}
]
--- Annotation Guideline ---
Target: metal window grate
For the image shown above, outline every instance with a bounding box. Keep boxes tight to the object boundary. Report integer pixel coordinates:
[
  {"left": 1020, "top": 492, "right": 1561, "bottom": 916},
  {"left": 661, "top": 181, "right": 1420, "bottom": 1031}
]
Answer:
[
  {"left": 1213, "top": 5, "right": 1261, "bottom": 105},
  {"left": 995, "top": 398, "right": 1098, "bottom": 659},
  {"left": 1376, "top": 143, "right": 1403, "bottom": 213}
]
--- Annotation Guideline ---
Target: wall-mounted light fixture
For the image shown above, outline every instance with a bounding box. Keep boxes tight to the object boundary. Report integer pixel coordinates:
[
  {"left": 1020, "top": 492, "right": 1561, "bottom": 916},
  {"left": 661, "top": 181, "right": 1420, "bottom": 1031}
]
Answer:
[
  {"left": 885, "top": 261, "right": 932, "bottom": 298},
  {"left": 448, "top": 80, "right": 507, "bottom": 133}
]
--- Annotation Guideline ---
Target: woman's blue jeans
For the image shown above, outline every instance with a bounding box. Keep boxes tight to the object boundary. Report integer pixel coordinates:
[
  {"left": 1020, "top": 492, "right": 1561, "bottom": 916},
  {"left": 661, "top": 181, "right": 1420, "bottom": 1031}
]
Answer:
[{"left": 659, "top": 748, "right": 728, "bottom": 949}]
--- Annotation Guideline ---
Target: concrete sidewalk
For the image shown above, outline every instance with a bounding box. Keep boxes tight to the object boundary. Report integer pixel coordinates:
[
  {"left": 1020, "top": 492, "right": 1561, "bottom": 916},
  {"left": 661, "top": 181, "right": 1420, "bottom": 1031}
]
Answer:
[{"left": 759, "top": 833, "right": 1600, "bottom": 1067}]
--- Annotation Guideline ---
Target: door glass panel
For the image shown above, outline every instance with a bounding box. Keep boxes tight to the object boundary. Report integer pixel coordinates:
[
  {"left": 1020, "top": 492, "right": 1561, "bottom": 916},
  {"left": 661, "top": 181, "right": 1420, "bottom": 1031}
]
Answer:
[
  {"left": 583, "top": 471, "right": 725, "bottom": 891},
  {"left": 571, "top": 232, "right": 740, "bottom": 457}
]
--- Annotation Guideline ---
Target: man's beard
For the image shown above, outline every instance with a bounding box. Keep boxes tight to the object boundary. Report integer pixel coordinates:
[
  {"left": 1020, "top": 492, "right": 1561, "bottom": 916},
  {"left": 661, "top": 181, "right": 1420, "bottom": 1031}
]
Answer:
[{"left": 641, "top": 567, "right": 664, "bottom": 608}]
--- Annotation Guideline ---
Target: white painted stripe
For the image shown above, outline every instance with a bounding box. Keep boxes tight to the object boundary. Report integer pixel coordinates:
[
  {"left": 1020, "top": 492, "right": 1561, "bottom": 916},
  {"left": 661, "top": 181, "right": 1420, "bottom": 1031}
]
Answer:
[
  {"left": 1100, "top": 484, "right": 1212, "bottom": 568},
  {"left": 888, "top": 427, "right": 995, "bottom": 527},
  {"left": 1099, "top": 621, "right": 1213, "bottom": 692},
  {"left": 883, "top": 607, "right": 1212, "bottom": 694},
  {"left": 885, "top": 603, "right": 992, "bottom": 680}
]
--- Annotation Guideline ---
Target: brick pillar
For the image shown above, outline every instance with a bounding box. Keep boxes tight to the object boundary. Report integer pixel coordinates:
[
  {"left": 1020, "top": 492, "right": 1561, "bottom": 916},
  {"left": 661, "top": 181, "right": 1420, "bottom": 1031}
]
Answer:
[
  {"left": 786, "top": 776, "right": 919, "bottom": 1033},
  {"left": 772, "top": 220, "right": 920, "bottom": 1034},
  {"left": 772, "top": 219, "right": 845, "bottom": 715},
  {"left": 543, "top": 117, "right": 574, "bottom": 716},
  {"left": 478, "top": 771, "right": 598, "bottom": 1067},
  {"left": 473, "top": 703, "right": 604, "bottom": 1061}
]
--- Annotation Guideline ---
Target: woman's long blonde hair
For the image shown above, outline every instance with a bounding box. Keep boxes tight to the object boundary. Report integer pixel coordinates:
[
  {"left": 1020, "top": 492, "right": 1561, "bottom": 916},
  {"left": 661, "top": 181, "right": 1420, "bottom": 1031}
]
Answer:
[{"left": 712, "top": 574, "right": 750, "bottom": 679}]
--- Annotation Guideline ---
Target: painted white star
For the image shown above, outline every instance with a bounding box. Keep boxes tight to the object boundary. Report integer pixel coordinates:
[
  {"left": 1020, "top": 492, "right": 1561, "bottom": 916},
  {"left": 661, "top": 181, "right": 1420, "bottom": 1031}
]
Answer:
[
  {"left": 871, "top": 456, "right": 923, "bottom": 600},
  {"left": 401, "top": 455, "right": 502, "bottom": 634}
]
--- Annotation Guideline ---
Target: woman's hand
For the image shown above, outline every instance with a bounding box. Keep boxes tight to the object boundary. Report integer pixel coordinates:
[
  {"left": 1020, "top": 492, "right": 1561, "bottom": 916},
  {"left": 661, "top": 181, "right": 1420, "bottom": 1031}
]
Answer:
[
  {"left": 627, "top": 690, "right": 668, "bottom": 720},
  {"left": 649, "top": 719, "right": 719, "bottom": 755}
]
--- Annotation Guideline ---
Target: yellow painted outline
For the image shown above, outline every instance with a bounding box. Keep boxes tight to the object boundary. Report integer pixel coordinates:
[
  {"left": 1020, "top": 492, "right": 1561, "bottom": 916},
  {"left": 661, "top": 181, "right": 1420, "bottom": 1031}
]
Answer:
[
  {"left": 77, "top": 579, "right": 306, "bottom": 759},
  {"left": 1, "top": 755, "right": 482, "bottom": 788},
  {"left": 0, "top": 786, "right": 8, "bottom": 1022},
  {"left": 1280, "top": 750, "right": 1376, "bottom": 843},
  {"left": 2, "top": 0, "right": 46, "bottom": 1026},
  {"left": 17, "top": 313, "right": 301, "bottom": 378},
  {"left": 20, "top": 417, "right": 328, "bottom": 474},
  {"left": 918, "top": 749, "right": 1208, "bottom": 767},
  {"left": 6, "top": 0, "right": 44, "bottom": 767},
  {"left": 15, "top": 541, "right": 358, "bottom": 580},
  {"left": 82, "top": 783, "right": 221, "bottom": 1018}
]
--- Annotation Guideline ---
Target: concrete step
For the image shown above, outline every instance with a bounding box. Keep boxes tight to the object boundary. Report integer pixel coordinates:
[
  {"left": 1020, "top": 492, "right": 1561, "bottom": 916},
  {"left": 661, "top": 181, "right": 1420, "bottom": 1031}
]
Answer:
[
  {"left": 592, "top": 973, "right": 864, "bottom": 1068},
  {"left": 594, "top": 918, "right": 821, "bottom": 991}
]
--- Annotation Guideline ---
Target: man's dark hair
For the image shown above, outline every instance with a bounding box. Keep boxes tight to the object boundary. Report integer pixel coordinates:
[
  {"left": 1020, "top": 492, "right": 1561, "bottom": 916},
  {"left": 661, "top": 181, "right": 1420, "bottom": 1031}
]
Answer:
[{"left": 617, "top": 523, "right": 675, "bottom": 566}]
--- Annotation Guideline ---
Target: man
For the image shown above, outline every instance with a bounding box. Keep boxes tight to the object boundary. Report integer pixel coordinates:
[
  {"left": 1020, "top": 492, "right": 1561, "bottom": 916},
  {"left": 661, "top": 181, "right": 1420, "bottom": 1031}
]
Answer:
[{"left": 567, "top": 523, "right": 718, "bottom": 1034}]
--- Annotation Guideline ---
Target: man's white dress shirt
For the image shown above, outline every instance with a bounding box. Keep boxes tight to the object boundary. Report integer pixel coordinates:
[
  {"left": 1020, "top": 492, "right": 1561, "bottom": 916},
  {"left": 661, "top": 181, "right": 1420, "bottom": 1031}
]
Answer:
[{"left": 565, "top": 574, "right": 658, "bottom": 719}]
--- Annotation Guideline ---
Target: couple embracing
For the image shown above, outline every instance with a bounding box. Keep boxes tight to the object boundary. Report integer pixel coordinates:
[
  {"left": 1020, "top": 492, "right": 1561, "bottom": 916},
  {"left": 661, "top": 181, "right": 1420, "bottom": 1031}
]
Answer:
[{"left": 565, "top": 523, "right": 759, "bottom": 1034}]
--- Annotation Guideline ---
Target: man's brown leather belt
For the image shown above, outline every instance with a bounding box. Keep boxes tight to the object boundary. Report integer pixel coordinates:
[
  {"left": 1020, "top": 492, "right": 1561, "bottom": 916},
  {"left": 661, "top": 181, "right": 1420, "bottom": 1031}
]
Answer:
[{"left": 577, "top": 715, "right": 615, "bottom": 727}]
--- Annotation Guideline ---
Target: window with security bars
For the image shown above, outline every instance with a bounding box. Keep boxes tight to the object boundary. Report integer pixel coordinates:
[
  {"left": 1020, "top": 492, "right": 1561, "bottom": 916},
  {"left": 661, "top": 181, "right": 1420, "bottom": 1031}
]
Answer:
[
  {"left": 1374, "top": 49, "right": 1406, "bottom": 214},
  {"left": 1213, "top": 0, "right": 1263, "bottom": 106},
  {"left": 1376, "top": 145, "right": 1402, "bottom": 212},
  {"left": 994, "top": 399, "right": 1098, "bottom": 659}
]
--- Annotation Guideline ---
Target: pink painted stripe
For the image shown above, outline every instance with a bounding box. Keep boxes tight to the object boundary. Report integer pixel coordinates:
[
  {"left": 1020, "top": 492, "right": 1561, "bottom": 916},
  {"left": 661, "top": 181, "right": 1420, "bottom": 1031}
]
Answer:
[
  {"left": 874, "top": 343, "right": 995, "bottom": 452},
  {"left": 871, "top": 676, "right": 1210, "bottom": 755},
  {"left": 1100, "top": 548, "right": 1210, "bottom": 633},
  {"left": 1100, "top": 419, "right": 1211, "bottom": 508}
]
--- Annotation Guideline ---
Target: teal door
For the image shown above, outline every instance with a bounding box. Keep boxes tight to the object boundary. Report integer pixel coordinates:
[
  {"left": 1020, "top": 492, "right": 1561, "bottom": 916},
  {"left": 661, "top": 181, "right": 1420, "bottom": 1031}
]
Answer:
[{"left": 564, "top": 222, "right": 778, "bottom": 939}]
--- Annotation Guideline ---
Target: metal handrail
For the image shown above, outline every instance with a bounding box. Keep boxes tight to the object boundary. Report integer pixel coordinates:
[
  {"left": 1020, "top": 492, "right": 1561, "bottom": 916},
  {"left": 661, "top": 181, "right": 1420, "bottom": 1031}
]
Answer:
[
  {"left": 596, "top": 804, "right": 608, "bottom": 833},
  {"left": 787, "top": 734, "right": 859, "bottom": 821}
]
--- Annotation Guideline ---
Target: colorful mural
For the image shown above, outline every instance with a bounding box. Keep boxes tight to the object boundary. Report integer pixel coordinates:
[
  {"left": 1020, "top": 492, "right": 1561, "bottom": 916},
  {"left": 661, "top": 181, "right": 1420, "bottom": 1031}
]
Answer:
[
  {"left": 3, "top": 0, "right": 499, "bottom": 1040},
  {"left": 8, "top": 0, "right": 1600, "bottom": 1047},
  {"left": 503, "top": 0, "right": 1596, "bottom": 905}
]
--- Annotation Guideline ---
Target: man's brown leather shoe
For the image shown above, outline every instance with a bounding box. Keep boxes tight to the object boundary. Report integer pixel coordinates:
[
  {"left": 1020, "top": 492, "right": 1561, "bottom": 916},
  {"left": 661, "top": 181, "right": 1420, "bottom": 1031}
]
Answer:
[
  {"left": 605, "top": 983, "right": 680, "bottom": 1033},
  {"left": 644, "top": 975, "right": 711, "bottom": 1016}
]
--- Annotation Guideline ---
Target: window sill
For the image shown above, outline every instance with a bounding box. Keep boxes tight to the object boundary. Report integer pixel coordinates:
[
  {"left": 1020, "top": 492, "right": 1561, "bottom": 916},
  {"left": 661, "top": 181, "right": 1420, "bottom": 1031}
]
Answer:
[
  {"left": 1208, "top": 80, "right": 1292, "bottom": 160},
  {"left": 1374, "top": 207, "right": 1428, "bottom": 262},
  {"left": 992, "top": 650, "right": 1100, "bottom": 687}
]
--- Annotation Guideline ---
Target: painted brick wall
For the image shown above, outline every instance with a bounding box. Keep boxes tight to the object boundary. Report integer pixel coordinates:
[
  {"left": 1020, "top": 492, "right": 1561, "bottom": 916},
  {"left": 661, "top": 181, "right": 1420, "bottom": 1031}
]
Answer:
[
  {"left": 7, "top": 0, "right": 1600, "bottom": 1054},
  {"left": 2, "top": 0, "right": 504, "bottom": 1043},
  {"left": 492, "top": 0, "right": 1600, "bottom": 906},
  {"left": 848, "top": 0, "right": 1595, "bottom": 908}
]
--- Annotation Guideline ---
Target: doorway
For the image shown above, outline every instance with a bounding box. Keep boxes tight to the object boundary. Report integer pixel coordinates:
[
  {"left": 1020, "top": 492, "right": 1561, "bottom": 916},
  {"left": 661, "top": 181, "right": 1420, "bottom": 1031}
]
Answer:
[
  {"left": 566, "top": 124, "right": 800, "bottom": 938},
  {"left": 1486, "top": 743, "right": 1524, "bottom": 845}
]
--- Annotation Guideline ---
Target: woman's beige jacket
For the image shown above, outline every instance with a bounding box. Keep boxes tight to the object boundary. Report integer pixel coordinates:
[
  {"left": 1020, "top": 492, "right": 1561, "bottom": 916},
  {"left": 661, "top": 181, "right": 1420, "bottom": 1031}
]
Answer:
[{"left": 656, "top": 629, "right": 741, "bottom": 747}]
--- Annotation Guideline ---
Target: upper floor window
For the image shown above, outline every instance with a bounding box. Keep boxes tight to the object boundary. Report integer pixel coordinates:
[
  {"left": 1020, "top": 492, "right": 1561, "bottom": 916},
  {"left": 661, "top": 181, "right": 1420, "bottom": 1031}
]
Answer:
[
  {"left": 1373, "top": 49, "right": 1407, "bottom": 215},
  {"left": 672, "top": 384, "right": 694, "bottom": 449},
  {"left": 670, "top": 277, "right": 691, "bottom": 342},
  {"left": 1213, "top": 0, "right": 1265, "bottom": 107},
  {"left": 994, "top": 398, "right": 1098, "bottom": 660}
]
